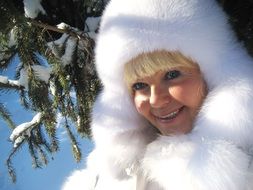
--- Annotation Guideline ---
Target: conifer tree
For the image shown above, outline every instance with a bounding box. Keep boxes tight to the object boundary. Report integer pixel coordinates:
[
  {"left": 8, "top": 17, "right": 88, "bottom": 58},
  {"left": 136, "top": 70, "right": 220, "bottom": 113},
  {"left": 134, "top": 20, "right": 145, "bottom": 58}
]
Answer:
[
  {"left": 0, "top": 0, "right": 104, "bottom": 182},
  {"left": 218, "top": 0, "right": 253, "bottom": 56},
  {"left": 1, "top": 0, "right": 253, "bottom": 183}
]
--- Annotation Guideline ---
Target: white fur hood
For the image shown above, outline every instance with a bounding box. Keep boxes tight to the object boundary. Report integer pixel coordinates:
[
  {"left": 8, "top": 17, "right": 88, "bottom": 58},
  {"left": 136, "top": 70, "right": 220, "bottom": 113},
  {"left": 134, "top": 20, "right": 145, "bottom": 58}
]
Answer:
[
  {"left": 95, "top": 0, "right": 253, "bottom": 146},
  {"left": 63, "top": 0, "right": 253, "bottom": 189}
]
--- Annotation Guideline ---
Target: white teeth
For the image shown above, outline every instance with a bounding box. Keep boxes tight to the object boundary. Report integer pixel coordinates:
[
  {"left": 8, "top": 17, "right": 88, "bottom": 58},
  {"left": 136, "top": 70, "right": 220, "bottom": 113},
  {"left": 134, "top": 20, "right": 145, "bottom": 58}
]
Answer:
[{"left": 159, "top": 109, "right": 180, "bottom": 119}]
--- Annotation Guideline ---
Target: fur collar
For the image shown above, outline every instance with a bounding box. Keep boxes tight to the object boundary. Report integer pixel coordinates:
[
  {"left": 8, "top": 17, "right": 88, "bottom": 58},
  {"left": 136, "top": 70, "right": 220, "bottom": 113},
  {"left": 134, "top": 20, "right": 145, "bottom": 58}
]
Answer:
[{"left": 141, "top": 135, "right": 251, "bottom": 190}]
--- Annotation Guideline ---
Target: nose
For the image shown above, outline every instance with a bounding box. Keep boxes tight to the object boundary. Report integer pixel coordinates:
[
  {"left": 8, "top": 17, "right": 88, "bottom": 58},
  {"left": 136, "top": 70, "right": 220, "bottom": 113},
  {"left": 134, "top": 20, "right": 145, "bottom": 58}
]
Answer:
[{"left": 149, "top": 85, "right": 171, "bottom": 108}]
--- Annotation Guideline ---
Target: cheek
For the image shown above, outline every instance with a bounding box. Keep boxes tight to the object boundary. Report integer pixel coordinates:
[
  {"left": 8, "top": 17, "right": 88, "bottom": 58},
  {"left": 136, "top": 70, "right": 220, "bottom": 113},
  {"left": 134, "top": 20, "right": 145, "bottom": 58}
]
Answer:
[
  {"left": 134, "top": 94, "right": 149, "bottom": 115},
  {"left": 169, "top": 85, "right": 193, "bottom": 106},
  {"left": 189, "top": 79, "right": 206, "bottom": 106},
  {"left": 169, "top": 80, "right": 206, "bottom": 108}
]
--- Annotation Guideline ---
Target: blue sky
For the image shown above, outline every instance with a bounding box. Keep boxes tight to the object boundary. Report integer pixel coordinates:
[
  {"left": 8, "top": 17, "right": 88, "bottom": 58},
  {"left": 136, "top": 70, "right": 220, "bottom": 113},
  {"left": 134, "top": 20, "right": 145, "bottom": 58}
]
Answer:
[
  {"left": 0, "top": 57, "right": 94, "bottom": 190},
  {"left": 0, "top": 96, "right": 93, "bottom": 190}
]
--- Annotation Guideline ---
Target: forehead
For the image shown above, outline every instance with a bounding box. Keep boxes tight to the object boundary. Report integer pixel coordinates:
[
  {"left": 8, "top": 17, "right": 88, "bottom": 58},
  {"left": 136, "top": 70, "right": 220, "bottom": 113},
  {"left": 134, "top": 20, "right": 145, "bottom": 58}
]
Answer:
[{"left": 125, "top": 50, "right": 198, "bottom": 78}]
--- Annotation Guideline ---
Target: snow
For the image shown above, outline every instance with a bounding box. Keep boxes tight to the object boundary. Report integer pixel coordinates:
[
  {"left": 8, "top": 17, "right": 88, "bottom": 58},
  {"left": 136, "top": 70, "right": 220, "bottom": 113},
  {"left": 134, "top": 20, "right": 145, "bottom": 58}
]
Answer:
[
  {"left": 0, "top": 75, "right": 21, "bottom": 87},
  {"left": 0, "top": 76, "right": 8, "bottom": 84},
  {"left": 13, "top": 136, "right": 26, "bottom": 148},
  {"left": 49, "top": 81, "right": 56, "bottom": 96},
  {"left": 32, "top": 65, "right": 52, "bottom": 83},
  {"left": 8, "top": 79, "right": 21, "bottom": 87},
  {"left": 51, "top": 33, "right": 69, "bottom": 46},
  {"left": 23, "top": 0, "right": 46, "bottom": 18},
  {"left": 18, "top": 65, "right": 52, "bottom": 89},
  {"left": 61, "top": 38, "right": 77, "bottom": 66},
  {"left": 87, "top": 32, "right": 96, "bottom": 40},
  {"left": 47, "top": 33, "right": 69, "bottom": 57},
  {"left": 85, "top": 17, "right": 101, "bottom": 40},
  {"left": 18, "top": 69, "right": 29, "bottom": 89},
  {"left": 10, "top": 113, "right": 42, "bottom": 148},
  {"left": 8, "top": 27, "right": 17, "bottom": 47},
  {"left": 77, "top": 115, "right": 81, "bottom": 128},
  {"left": 85, "top": 17, "right": 100, "bottom": 32},
  {"left": 57, "top": 23, "right": 70, "bottom": 30}
]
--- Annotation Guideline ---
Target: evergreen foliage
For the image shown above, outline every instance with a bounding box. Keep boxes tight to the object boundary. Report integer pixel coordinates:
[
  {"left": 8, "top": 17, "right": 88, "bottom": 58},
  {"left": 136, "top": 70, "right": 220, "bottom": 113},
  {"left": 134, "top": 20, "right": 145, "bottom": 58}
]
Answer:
[
  {"left": 1, "top": 0, "right": 253, "bottom": 183},
  {"left": 0, "top": 0, "right": 104, "bottom": 182},
  {"left": 218, "top": 0, "right": 253, "bottom": 55}
]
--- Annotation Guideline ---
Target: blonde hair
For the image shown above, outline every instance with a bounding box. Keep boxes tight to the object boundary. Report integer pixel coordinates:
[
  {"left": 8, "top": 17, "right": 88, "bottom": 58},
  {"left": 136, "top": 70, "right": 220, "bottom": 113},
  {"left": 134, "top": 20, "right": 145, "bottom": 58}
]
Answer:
[{"left": 124, "top": 50, "right": 199, "bottom": 92}]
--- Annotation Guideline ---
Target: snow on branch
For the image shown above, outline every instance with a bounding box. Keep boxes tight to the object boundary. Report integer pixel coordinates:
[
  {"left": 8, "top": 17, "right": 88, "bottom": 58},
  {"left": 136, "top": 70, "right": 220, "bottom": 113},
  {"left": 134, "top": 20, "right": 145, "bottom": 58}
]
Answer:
[
  {"left": 47, "top": 33, "right": 78, "bottom": 66},
  {"left": 57, "top": 23, "right": 71, "bottom": 30},
  {"left": 0, "top": 67, "right": 50, "bottom": 91},
  {"left": 0, "top": 75, "right": 23, "bottom": 89},
  {"left": 85, "top": 17, "right": 101, "bottom": 40},
  {"left": 32, "top": 65, "right": 52, "bottom": 83},
  {"left": 47, "top": 33, "right": 69, "bottom": 57},
  {"left": 61, "top": 38, "right": 77, "bottom": 66},
  {"left": 10, "top": 113, "right": 42, "bottom": 148},
  {"left": 18, "top": 65, "right": 52, "bottom": 90},
  {"left": 9, "top": 27, "right": 17, "bottom": 47},
  {"left": 23, "top": 0, "right": 46, "bottom": 19},
  {"left": 30, "top": 20, "right": 89, "bottom": 42}
]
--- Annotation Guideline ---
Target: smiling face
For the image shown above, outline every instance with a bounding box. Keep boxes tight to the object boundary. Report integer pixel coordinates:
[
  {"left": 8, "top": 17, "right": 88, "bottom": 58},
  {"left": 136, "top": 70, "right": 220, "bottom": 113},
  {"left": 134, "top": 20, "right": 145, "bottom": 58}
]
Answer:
[{"left": 124, "top": 51, "right": 207, "bottom": 135}]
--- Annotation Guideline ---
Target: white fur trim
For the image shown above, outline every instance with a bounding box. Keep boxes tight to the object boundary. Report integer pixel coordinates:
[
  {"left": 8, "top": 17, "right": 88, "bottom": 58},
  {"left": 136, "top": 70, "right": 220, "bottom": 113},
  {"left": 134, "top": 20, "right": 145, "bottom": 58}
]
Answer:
[
  {"left": 193, "top": 79, "right": 253, "bottom": 148},
  {"left": 91, "top": 126, "right": 157, "bottom": 179},
  {"left": 141, "top": 136, "right": 251, "bottom": 190},
  {"left": 61, "top": 169, "right": 97, "bottom": 190},
  {"left": 96, "top": 0, "right": 243, "bottom": 88}
]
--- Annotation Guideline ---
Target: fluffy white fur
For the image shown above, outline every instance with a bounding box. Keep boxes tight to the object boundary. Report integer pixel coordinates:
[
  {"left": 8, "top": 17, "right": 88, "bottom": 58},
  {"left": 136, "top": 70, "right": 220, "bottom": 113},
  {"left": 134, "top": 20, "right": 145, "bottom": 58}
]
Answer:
[
  {"left": 62, "top": 169, "right": 97, "bottom": 190},
  {"left": 141, "top": 136, "right": 250, "bottom": 190},
  {"left": 62, "top": 0, "right": 253, "bottom": 189}
]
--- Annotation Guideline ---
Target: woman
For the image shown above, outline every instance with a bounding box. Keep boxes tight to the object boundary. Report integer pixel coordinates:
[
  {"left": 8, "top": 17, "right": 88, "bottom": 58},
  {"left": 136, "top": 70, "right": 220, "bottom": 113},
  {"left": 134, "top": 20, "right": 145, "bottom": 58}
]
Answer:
[
  {"left": 124, "top": 50, "right": 206, "bottom": 136},
  {"left": 62, "top": 0, "right": 253, "bottom": 189}
]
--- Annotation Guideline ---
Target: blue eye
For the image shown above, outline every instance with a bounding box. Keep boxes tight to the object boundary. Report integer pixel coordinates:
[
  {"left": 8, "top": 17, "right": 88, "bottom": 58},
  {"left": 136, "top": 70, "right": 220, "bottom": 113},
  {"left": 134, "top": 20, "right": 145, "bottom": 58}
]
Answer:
[
  {"left": 165, "top": 70, "right": 181, "bottom": 80},
  {"left": 132, "top": 82, "right": 148, "bottom": 91}
]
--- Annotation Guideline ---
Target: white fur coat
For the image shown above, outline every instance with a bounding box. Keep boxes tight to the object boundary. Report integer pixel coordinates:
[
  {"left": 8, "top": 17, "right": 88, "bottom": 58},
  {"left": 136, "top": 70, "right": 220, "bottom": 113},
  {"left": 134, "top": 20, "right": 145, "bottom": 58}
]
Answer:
[{"left": 62, "top": 0, "right": 253, "bottom": 189}]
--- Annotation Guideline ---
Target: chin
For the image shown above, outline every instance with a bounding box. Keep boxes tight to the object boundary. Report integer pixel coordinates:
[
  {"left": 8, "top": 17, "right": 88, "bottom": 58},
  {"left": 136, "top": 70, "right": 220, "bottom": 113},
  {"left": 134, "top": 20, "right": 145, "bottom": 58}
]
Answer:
[{"left": 158, "top": 123, "right": 194, "bottom": 136}]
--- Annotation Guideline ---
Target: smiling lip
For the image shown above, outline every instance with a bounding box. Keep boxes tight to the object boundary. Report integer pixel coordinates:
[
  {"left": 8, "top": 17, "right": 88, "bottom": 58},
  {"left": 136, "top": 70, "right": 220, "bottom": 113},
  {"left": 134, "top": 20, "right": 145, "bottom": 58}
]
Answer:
[{"left": 154, "top": 107, "right": 184, "bottom": 122}]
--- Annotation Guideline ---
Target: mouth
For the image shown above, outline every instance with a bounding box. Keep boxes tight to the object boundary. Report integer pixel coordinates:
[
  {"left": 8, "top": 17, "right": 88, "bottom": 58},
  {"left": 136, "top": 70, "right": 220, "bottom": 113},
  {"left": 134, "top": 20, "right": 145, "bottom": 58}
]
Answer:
[{"left": 154, "top": 107, "right": 184, "bottom": 122}]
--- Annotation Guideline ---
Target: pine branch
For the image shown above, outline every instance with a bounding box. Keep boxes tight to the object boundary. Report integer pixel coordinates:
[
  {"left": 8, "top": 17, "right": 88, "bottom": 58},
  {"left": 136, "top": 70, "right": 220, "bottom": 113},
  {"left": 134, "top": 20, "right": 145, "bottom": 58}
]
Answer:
[
  {"left": 30, "top": 130, "right": 49, "bottom": 166},
  {"left": 33, "top": 125, "right": 53, "bottom": 153},
  {"left": 64, "top": 123, "right": 82, "bottom": 162},
  {"left": 0, "top": 47, "right": 17, "bottom": 70},
  {"left": 6, "top": 150, "right": 17, "bottom": 183},
  {"left": 28, "top": 137, "right": 42, "bottom": 169},
  {"left": 0, "top": 75, "right": 24, "bottom": 91},
  {"left": 29, "top": 19, "right": 92, "bottom": 43},
  {"left": 37, "top": 145, "right": 48, "bottom": 165},
  {"left": 0, "top": 103, "right": 15, "bottom": 129},
  {"left": 6, "top": 137, "right": 26, "bottom": 183},
  {"left": 19, "top": 89, "right": 30, "bottom": 109}
]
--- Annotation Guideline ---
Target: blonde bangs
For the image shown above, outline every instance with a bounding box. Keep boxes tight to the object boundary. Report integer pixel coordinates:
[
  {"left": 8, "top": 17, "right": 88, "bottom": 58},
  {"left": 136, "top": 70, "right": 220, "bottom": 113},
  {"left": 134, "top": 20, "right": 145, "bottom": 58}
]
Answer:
[{"left": 124, "top": 50, "right": 198, "bottom": 91}]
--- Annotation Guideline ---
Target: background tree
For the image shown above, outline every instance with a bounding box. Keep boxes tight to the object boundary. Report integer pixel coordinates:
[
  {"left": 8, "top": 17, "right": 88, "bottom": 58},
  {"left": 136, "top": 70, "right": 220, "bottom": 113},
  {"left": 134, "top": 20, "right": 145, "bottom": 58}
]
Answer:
[
  {"left": 0, "top": 0, "right": 104, "bottom": 182},
  {"left": 219, "top": 0, "right": 253, "bottom": 55},
  {"left": 0, "top": 0, "right": 253, "bottom": 183}
]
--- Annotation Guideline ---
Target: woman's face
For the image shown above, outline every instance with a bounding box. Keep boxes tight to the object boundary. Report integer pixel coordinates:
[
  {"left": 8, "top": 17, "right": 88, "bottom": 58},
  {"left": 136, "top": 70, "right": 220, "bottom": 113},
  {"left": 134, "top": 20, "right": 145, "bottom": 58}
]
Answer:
[{"left": 132, "top": 67, "right": 206, "bottom": 135}]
